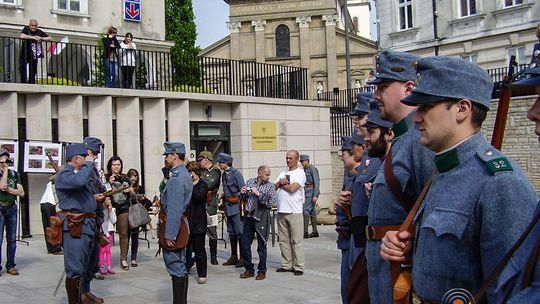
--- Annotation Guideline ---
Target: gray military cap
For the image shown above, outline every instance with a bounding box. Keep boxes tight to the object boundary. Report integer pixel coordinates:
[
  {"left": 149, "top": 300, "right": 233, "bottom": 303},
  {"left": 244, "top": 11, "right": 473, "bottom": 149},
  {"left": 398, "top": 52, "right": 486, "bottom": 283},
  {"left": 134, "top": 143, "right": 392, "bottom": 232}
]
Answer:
[
  {"left": 366, "top": 51, "right": 421, "bottom": 85},
  {"left": 300, "top": 154, "right": 310, "bottom": 162},
  {"left": 66, "top": 143, "right": 88, "bottom": 159},
  {"left": 340, "top": 136, "right": 353, "bottom": 151},
  {"left": 350, "top": 133, "right": 365, "bottom": 146},
  {"left": 83, "top": 137, "right": 103, "bottom": 154},
  {"left": 349, "top": 92, "right": 372, "bottom": 116},
  {"left": 363, "top": 108, "right": 393, "bottom": 129},
  {"left": 217, "top": 153, "right": 233, "bottom": 164},
  {"left": 163, "top": 142, "right": 186, "bottom": 155},
  {"left": 511, "top": 67, "right": 540, "bottom": 95},
  {"left": 401, "top": 56, "right": 494, "bottom": 109}
]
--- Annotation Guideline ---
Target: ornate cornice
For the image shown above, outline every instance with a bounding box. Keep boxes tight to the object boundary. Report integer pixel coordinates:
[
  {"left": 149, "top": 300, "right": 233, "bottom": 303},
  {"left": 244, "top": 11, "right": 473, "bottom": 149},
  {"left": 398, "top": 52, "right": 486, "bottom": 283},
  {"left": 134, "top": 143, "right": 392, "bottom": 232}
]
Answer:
[
  {"left": 322, "top": 14, "right": 339, "bottom": 27},
  {"left": 295, "top": 16, "right": 312, "bottom": 28},
  {"left": 251, "top": 19, "right": 266, "bottom": 32},
  {"left": 227, "top": 21, "right": 242, "bottom": 33}
]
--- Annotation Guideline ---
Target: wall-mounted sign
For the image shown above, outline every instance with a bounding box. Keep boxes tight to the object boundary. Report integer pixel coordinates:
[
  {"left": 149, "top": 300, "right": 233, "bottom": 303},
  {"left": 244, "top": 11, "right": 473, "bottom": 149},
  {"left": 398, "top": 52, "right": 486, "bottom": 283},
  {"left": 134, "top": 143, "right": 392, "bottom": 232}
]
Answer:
[
  {"left": 23, "top": 141, "right": 63, "bottom": 173},
  {"left": 124, "top": 0, "right": 141, "bottom": 22},
  {"left": 251, "top": 121, "right": 277, "bottom": 150}
]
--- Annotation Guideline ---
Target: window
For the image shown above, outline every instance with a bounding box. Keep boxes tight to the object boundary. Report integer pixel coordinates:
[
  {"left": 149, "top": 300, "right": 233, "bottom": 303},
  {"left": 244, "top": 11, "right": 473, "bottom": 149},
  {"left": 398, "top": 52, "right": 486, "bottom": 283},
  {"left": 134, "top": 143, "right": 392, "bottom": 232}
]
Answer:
[
  {"left": 275, "top": 24, "right": 290, "bottom": 58},
  {"left": 504, "top": 0, "right": 523, "bottom": 7},
  {"left": 461, "top": 54, "right": 478, "bottom": 64},
  {"left": 398, "top": 0, "right": 413, "bottom": 30},
  {"left": 58, "top": 0, "right": 80, "bottom": 11},
  {"left": 507, "top": 46, "right": 526, "bottom": 65},
  {"left": 459, "top": 0, "right": 477, "bottom": 17},
  {"left": 0, "top": 0, "right": 15, "bottom": 4}
]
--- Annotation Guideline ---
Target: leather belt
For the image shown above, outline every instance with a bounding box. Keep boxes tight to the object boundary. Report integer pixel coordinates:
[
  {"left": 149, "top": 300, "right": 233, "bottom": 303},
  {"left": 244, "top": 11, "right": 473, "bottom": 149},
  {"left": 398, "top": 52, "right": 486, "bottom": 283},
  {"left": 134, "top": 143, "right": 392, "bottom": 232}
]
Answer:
[
  {"left": 61, "top": 211, "right": 96, "bottom": 218},
  {"left": 305, "top": 185, "right": 314, "bottom": 188},
  {"left": 0, "top": 201, "right": 14, "bottom": 207},
  {"left": 365, "top": 224, "right": 401, "bottom": 240}
]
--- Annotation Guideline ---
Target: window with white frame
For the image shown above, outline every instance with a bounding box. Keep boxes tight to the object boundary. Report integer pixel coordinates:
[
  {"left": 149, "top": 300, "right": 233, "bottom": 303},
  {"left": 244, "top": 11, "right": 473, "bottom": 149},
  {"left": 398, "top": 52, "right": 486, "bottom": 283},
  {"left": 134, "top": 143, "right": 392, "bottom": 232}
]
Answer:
[
  {"left": 398, "top": 0, "right": 413, "bottom": 30},
  {"left": 461, "top": 54, "right": 478, "bottom": 64},
  {"left": 52, "top": 0, "right": 88, "bottom": 15},
  {"left": 59, "top": 0, "right": 80, "bottom": 11},
  {"left": 0, "top": 0, "right": 16, "bottom": 4},
  {"left": 504, "top": 0, "right": 523, "bottom": 7},
  {"left": 507, "top": 46, "right": 526, "bottom": 65},
  {"left": 459, "top": 0, "right": 477, "bottom": 17}
]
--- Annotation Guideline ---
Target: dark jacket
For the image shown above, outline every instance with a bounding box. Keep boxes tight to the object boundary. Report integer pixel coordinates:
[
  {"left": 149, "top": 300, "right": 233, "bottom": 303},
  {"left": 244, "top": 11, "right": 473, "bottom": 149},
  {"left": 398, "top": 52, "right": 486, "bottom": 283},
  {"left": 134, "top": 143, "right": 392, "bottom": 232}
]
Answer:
[
  {"left": 109, "top": 175, "right": 135, "bottom": 215},
  {"left": 102, "top": 36, "right": 120, "bottom": 61},
  {"left": 186, "top": 179, "right": 208, "bottom": 235}
]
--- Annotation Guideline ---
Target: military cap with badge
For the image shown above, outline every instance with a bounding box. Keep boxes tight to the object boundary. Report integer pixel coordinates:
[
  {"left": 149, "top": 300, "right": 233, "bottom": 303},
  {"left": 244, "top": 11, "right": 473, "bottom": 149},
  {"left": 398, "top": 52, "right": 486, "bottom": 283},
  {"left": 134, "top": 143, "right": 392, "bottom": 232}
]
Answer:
[
  {"left": 163, "top": 142, "right": 186, "bottom": 155},
  {"left": 366, "top": 50, "right": 422, "bottom": 85}
]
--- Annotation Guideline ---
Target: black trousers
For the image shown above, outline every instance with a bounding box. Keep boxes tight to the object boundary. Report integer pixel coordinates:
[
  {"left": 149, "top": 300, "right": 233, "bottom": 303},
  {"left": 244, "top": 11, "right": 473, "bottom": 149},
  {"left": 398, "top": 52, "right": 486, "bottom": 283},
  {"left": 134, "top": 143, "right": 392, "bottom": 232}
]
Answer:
[
  {"left": 20, "top": 57, "right": 38, "bottom": 84},
  {"left": 190, "top": 233, "right": 207, "bottom": 278},
  {"left": 121, "top": 66, "right": 135, "bottom": 89},
  {"left": 40, "top": 203, "right": 62, "bottom": 253}
]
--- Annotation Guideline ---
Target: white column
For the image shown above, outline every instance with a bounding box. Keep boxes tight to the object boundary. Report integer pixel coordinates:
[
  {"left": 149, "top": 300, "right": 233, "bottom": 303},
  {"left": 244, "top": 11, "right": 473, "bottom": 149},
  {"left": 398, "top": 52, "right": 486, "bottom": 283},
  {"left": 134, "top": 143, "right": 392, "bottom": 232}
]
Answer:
[
  {"left": 57, "top": 95, "right": 83, "bottom": 142},
  {"left": 323, "top": 14, "right": 339, "bottom": 91},
  {"left": 88, "top": 96, "right": 114, "bottom": 163},
  {"left": 142, "top": 98, "right": 166, "bottom": 196},
  {"left": 115, "top": 97, "right": 140, "bottom": 172},
  {"left": 228, "top": 20, "right": 242, "bottom": 60},
  {"left": 0, "top": 92, "right": 18, "bottom": 139},
  {"left": 251, "top": 19, "right": 266, "bottom": 63},
  {"left": 166, "top": 99, "right": 190, "bottom": 150}
]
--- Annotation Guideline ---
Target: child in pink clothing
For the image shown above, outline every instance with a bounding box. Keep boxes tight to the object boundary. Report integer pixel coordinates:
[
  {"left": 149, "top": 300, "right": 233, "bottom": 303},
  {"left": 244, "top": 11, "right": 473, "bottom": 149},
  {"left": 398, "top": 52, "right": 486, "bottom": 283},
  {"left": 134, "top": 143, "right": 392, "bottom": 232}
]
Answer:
[{"left": 99, "top": 206, "right": 117, "bottom": 275}]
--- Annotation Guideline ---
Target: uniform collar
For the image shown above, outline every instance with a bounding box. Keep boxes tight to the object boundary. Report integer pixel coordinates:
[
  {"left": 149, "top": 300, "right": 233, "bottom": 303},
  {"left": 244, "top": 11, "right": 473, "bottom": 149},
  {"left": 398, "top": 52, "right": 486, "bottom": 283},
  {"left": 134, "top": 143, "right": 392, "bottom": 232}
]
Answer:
[{"left": 434, "top": 132, "right": 483, "bottom": 173}]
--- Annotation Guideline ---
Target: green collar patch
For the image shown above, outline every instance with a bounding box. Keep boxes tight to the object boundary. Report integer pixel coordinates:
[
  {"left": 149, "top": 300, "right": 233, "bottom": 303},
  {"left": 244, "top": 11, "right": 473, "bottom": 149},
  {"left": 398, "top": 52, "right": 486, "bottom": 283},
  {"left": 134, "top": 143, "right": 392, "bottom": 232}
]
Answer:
[
  {"left": 434, "top": 149, "right": 460, "bottom": 173},
  {"left": 486, "top": 157, "right": 513, "bottom": 174},
  {"left": 392, "top": 118, "right": 408, "bottom": 138}
]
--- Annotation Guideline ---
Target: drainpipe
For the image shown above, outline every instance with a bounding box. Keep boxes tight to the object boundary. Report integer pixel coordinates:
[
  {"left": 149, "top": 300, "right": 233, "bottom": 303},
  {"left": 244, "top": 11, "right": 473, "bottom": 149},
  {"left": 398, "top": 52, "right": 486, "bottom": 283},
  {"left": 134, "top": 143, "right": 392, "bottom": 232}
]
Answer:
[{"left": 432, "top": 0, "right": 439, "bottom": 56}]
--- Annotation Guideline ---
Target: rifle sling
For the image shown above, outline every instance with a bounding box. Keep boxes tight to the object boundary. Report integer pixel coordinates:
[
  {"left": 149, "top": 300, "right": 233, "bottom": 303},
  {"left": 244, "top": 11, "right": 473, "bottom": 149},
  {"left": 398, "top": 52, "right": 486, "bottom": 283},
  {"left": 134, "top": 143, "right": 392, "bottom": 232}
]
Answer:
[
  {"left": 473, "top": 208, "right": 540, "bottom": 303},
  {"left": 384, "top": 148, "right": 414, "bottom": 212}
]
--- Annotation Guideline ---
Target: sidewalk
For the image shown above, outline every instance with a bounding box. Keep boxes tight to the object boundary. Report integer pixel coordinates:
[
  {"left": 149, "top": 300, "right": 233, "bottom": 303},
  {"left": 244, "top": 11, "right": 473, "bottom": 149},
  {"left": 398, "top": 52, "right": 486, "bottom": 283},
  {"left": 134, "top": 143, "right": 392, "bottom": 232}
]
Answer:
[{"left": 0, "top": 225, "right": 342, "bottom": 303}]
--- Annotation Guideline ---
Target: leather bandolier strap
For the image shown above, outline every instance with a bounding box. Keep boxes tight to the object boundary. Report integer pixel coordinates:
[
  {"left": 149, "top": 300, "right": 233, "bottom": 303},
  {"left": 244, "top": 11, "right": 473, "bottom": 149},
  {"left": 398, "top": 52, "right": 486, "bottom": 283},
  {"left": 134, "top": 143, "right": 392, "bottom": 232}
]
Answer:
[{"left": 384, "top": 149, "right": 414, "bottom": 212}]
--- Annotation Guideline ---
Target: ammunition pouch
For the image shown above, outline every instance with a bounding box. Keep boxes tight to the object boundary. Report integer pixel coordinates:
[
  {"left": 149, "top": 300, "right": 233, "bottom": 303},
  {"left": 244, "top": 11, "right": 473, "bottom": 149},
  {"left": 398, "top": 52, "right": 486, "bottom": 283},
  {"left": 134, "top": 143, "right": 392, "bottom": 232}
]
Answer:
[
  {"left": 46, "top": 215, "right": 64, "bottom": 246},
  {"left": 350, "top": 216, "right": 368, "bottom": 247},
  {"left": 66, "top": 212, "right": 85, "bottom": 238},
  {"left": 226, "top": 196, "right": 240, "bottom": 204}
]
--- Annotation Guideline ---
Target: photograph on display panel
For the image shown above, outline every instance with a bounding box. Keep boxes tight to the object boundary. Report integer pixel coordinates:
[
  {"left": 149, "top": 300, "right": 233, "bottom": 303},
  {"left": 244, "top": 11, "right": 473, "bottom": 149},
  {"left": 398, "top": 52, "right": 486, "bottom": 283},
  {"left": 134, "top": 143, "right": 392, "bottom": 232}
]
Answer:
[
  {"left": 0, "top": 140, "right": 19, "bottom": 171},
  {"left": 23, "top": 141, "right": 63, "bottom": 173}
]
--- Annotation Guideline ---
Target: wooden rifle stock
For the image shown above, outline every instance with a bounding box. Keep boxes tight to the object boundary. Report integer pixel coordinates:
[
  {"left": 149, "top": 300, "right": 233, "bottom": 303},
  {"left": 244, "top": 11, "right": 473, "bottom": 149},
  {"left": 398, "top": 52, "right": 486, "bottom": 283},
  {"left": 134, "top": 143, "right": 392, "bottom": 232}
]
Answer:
[
  {"left": 46, "top": 152, "right": 60, "bottom": 173},
  {"left": 491, "top": 56, "right": 517, "bottom": 150},
  {"left": 102, "top": 185, "right": 129, "bottom": 197}
]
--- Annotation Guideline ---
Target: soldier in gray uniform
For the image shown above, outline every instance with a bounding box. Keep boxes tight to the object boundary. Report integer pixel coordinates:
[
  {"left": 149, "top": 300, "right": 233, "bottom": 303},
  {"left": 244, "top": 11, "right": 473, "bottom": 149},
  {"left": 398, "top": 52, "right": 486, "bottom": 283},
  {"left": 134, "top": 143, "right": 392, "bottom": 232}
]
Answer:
[
  {"left": 300, "top": 154, "right": 320, "bottom": 238},
  {"left": 55, "top": 143, "right": 104, "bottom": 304},
  {"left": 218, "top": 153, "right": 245, "bottom": 267},
  {"left": 160, "top": 142, "right": 193, "bottom": 304},
  {"left": 364, "top": 50, "right": 435, "bottom": 304},
  {"left": 350, "top": 92, "right": 372, "bottom": 137},
  {"left": 197, "top": 150, "right": 221, "bottom": 265},
  {"left": 492, "top": 67, "right": 540, "bottom": 303},
  {"left": 381, "top": 56, "right": 538, "bottom": 303}
]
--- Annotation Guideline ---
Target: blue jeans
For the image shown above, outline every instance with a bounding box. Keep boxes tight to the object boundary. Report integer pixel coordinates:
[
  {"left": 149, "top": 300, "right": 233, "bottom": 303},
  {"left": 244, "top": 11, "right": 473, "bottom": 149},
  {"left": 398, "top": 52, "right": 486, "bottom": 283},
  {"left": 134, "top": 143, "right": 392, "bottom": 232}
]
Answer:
[
  {"left": 241, "top": 217, "right": 267, "bottom": 273},
  {"left": 0, "top": 203, "right": 18, "bottom": 270},
  {"left": 104, "top": 60, "right": 119, "bottom": 88}
]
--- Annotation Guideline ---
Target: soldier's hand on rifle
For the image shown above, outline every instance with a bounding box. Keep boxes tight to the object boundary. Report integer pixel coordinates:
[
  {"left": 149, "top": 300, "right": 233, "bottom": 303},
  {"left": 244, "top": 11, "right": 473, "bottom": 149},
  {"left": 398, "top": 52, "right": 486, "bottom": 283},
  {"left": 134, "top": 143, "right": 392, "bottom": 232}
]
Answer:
[
  {"left": 380, "top": 230, "right": 412, "bottom": 263},
  {"left": 95, "top": 193, "right": 105, "bottom": 203},
  {"left": 364, "top": 182, "right": 373, "bottom": 197},
  {"left": 337, "top": 190, "right": 351, "bottom": 207}
]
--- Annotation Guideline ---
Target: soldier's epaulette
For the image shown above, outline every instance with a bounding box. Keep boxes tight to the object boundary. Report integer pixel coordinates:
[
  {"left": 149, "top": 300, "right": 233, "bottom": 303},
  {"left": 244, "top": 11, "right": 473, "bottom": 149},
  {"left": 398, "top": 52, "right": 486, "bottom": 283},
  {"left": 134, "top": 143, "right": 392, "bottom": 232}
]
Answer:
[{"left": 476, "top": 149, "right": 513, "bottom": 174}]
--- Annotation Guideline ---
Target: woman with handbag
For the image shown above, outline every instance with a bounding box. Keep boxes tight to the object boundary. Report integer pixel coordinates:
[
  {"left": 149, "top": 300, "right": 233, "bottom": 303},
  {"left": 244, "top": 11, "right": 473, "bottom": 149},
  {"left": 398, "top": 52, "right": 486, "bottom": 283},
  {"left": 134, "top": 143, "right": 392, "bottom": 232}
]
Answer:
[
  {"left": 127, "top": 168, "right": 152, "bottom": 267},
  {"left": 185, "top": 161, "right": 208, "bottom": 284},
  {"left": 105, "top": 156, "right": 136, "bottom": 271}
]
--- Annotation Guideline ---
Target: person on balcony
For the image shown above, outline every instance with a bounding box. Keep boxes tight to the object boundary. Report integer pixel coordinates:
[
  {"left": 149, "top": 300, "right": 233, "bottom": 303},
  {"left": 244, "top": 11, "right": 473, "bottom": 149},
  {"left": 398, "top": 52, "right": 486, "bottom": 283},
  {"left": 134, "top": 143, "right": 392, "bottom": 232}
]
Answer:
[
  {"left": 19, "top": 19, "right": 51, "bottom": 84},
  {"left": 102, "top": 27, "right": 120, "bottom": 88},
  {"left": 120, "top": 33, "right": 137, "bottom": 89}
]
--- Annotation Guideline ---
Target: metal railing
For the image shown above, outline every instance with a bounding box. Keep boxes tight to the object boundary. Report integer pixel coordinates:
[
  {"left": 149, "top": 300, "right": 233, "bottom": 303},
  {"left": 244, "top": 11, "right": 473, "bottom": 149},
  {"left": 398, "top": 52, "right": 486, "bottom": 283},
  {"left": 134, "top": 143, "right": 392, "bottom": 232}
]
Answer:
[
  {"left": 321, "top": 64, "right": 532, "bottom": 146},
  {"left": 0, "top": 36, "right": 308, "bottom": 100}
]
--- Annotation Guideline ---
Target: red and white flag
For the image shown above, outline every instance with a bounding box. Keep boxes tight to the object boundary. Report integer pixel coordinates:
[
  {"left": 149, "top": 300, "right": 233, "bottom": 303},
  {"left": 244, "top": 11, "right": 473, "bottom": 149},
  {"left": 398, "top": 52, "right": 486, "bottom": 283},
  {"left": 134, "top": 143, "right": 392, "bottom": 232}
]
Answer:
[{"left": 47, "top": 36, "right": 69, "bottom": 55}]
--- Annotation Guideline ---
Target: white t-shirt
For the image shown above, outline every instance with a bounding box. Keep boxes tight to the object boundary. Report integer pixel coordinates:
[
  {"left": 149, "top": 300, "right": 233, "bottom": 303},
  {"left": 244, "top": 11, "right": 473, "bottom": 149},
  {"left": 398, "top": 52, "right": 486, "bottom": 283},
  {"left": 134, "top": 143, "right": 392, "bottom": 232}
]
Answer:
[
  {"left": 275, "top": 167, "right": 306, "bottom": 214},
  {"left": 40, "top": 181, "right": 57, "bottom": 205}
]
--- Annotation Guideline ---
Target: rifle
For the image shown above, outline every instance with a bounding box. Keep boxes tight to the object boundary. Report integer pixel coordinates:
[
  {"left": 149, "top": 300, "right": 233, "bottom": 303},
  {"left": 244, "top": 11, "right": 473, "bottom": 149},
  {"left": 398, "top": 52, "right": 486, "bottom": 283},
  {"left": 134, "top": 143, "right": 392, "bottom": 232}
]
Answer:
[
  {"left": 46, "top": 152, "right": 60, "bottom": 173},
  {"left": 491, "top": 55, "right": 517, "bottom": 150},
  {"left": 102, "top": 185, "right": 130, "bottom": 197}
]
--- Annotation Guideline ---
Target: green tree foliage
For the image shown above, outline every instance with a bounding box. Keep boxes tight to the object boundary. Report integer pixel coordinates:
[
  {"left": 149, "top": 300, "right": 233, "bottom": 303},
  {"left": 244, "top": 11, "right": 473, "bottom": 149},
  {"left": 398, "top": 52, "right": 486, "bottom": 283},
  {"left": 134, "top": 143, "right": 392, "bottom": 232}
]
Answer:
[
  {"left": 136, "top": 62, "right": 148, "bottom": 89},
  {"left": 165, "top": 0, "right": 201, "bottom": 87},
  {"left": 91, "top": 33, "right": 105, "bottom": 87}
]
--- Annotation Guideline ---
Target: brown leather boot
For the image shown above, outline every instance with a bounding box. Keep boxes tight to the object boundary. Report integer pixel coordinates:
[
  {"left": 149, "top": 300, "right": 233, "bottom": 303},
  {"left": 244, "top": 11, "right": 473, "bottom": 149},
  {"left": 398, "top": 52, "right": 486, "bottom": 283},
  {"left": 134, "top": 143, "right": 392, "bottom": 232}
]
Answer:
[
  {"left": 81, "top": 292, "right": 104, "bottom": 304},
  {"left": 235, "top": 256, "right": 244, "bottom": 268},
  {"left": 65, "top": 277, "right": 80, "bottom": 304},
  {"left": 222, "top": 255, "right": 238, "bottom": 266}
]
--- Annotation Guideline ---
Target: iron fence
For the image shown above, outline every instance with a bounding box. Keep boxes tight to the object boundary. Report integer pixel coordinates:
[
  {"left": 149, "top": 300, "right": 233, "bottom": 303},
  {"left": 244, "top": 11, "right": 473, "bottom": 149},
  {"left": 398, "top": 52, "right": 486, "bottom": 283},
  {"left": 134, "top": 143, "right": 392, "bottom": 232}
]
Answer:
[{"left": 0, "top": 35, "right": 308, "bottom": 100}]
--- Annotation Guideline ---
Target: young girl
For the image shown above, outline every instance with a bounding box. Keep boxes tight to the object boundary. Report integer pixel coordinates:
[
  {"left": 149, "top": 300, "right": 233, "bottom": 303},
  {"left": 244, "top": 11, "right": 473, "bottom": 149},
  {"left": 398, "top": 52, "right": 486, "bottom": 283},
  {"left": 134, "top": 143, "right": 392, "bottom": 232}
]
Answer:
[{"left": 99, "top": 205, "right": 117, "bottom": 275}]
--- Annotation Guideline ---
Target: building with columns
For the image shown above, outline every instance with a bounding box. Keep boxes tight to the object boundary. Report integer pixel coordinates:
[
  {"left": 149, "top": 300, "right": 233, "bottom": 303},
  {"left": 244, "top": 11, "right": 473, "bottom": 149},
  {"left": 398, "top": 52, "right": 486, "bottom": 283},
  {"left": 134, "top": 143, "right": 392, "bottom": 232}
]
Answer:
[{"left": 202, "top": 0, "right": 378, "bottom": 99}]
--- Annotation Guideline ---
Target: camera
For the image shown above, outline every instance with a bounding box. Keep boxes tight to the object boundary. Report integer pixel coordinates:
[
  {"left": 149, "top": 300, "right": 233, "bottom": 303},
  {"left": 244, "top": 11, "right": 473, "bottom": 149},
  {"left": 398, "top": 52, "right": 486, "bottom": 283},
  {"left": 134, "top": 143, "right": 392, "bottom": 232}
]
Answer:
[{"left": 4, "top": 159, "right": 13, "bottom": 165}]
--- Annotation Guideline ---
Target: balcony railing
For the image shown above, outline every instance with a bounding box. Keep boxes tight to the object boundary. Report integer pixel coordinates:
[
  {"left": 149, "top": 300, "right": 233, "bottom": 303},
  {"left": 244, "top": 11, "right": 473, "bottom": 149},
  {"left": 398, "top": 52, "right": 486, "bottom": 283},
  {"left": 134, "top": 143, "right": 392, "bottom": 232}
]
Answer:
[
  {"left": 321, "top": 63, "right": 533, "bottom": 146},
  {"left": 0, "top": 36, "right": 308, "bottom": 100}
]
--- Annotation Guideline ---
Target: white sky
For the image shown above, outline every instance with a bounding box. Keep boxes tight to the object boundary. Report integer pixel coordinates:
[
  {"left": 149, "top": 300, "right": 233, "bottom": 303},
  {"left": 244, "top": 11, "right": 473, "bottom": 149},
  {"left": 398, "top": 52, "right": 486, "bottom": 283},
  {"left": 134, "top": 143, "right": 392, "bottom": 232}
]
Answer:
[{"left": 193, "top": 1, "right": 230, "bottom": 49}]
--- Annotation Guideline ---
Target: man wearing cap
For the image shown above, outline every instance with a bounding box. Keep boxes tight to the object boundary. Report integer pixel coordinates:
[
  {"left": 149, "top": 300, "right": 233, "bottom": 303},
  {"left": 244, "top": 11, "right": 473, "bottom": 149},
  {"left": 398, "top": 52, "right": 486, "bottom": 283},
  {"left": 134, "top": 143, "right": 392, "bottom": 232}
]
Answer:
[
  {"left": 363, "top": 50, "right": 435, "bottom": 304},
  {"left": 349, "top": 92, "right": 372, "bottom": 137},
  {"left": 197, "top": 150, "right": 221, "bottom": 265},
  {"left": 275, "top": 150, "right": 306, "bottom": 276},
  {"left": 300, "top": 154, "right": 320, "bottom": 238},
  {"left": 217, "top": 152, "right": 245, "bottom": 267},
  {"left": 0, "top": 149, "right": 24, "bottom": 276},
  {"left": 82, "top": 136, "right": 109, "bottom": 286},
  {"left": 334, "top": 136, "right": 361, "bottom": 304},
  {"left": 492, "top": 67, "right": 540, "bottom": 303},
  {"left": 55, "top": 143, "right": 103, "bottom": 304},
  {"left": 160, "top": 142, "right": 193, "bottom": 304},
  {"left": 380, "top": 56, "right": 538, "bottom": 303}
]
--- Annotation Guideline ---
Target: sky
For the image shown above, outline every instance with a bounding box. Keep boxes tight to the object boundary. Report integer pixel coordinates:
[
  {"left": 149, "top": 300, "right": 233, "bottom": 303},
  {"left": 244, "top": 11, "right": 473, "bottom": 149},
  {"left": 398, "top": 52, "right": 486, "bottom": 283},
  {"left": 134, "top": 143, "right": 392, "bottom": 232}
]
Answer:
[{"left": 193, "top": 1, "right": 230, "bottom": 49}]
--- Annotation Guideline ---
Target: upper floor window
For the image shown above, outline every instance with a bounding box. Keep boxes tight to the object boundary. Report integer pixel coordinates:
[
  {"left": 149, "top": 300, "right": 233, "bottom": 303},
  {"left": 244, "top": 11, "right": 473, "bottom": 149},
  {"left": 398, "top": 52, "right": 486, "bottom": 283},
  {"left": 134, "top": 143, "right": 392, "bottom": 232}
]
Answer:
[
  {"left": 0, "top": 0, "right": 15, "bottom": 3},
  {"left": 507, "top": 46, "right": 526, "bottom": 65},
  {"left": 459, "top": 0, "right": 477, "bottom": 17},
  {"left": 398, "top": 0, "right": 413, "bottom": 30},
  {"left": 461, "top": 54, "right": 478, "bottom": 64},
  {"left": 275, "top": 24, "right": 290, "bottom": 58},
  {"left": 504, "top": 0, "right": 523, "bottom": 7},
  {"left": 59, "top": 0, "right": 80, "bottom": 11}
]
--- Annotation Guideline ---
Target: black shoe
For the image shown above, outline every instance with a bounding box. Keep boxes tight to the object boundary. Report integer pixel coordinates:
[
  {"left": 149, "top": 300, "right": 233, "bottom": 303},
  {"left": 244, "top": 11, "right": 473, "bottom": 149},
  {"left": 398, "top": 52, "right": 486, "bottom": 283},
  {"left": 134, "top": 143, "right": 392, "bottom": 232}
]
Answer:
[
  {"left": 276, "top": 268, "right": 293, "bottom": 273},
  {"left": 235, "top": 257, "right": 244, "bottom": 268},
  {"left": 294, "top": 270, "right": 304, "bottom": 276},
  {"left": 303, "top": 233, "right": 309, "bottom": 239},
  {"left": 210, "top": 256, "right": 218, "bottom": 265},
  {"left": 309, "top": 232, "right": 319, "bottom": 238}
]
